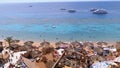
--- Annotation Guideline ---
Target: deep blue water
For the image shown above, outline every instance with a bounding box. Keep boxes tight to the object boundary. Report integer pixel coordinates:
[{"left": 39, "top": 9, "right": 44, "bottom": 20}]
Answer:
[{"left": 0, "top": 1, "right": 120, "bottom": 42}]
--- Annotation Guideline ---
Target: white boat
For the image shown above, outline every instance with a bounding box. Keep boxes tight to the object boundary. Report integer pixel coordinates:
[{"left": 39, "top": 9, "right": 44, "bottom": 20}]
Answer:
[
  {"left": 68, "top": 9, "right": 76, "bottom": 13},
  {"left": 90, "top": 8, "right": 97, "bottom": 11},
  {"left": 93, "top": 9, "right": 108, "bottom": 14},
  {"left": 52, "top": 25, "right": 56, "bottom": 28}
]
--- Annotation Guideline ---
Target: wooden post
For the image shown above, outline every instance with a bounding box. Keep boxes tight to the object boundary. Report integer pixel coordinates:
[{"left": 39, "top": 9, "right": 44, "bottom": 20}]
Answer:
[{"left": 52, "top": 51, "right": 65, "bottom": 68}]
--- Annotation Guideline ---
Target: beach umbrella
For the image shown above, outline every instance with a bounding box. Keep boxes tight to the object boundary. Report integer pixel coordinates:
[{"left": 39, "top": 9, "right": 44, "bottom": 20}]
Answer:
[
  {"left": 31, "top": 50, "right": 41, "bottom": 58},
  {"left": 9, "top": 44, "right": 20, "bottom": 51},
  {"left": 59, "top": 45, "right": 68, "bottom": 49},
  {"left": 116, "top": 42, "right": 120, "bottom": 49},
  {"left": 0, "top": 47, "right": 3, "bottom": 52},
  {"left": 90, "top": 55, "right": 99, "bottom": 60},
  {"left": 40, "top": 40, "right": 50, "bottom": 47},
  {"left": 22, "top": 51, "right": 32, "bottom": 59},
  {"left": 0, "top": 41, "right": 3, "bottom": 46},
  {"left": 97, "top": 41, "right": 108, "bottom": 45},
  {"left": 83, "top": 42, "right": 94, "bottom": 46},
  {"left": 0, "top": 53, "right": 3, "bottom": 58},
  {"left": 12, "top": 40, "right": 20, "bottom": 43},
  {"left": 84, "top": 46, "right": 92, "bottom": 52},
  {"left": 55, "top": 41, "right": 65, "bottom": 46},
  {"left": 94, "top": 47, "right": 103, "bottom": 55},
  {"left": 55, "top": 41, "right": 66, "bottom": 48},
  {"left": 24, "top": 41, "right": 34, "bottom": 45},
  {"left": 41, "top": 46, "right": 54, "bottom": 55},
  {"left": 18, "top": 46, "right": 27, "bottom": 51},
  {"left": 0, "top": 45, "right": 3, "bottom": 52},
  {"left": 23, "top": 44, "right": 33, "bottom": 50},
  {"left": 71, "top": 41, "right": 82, "bottom": 47}
]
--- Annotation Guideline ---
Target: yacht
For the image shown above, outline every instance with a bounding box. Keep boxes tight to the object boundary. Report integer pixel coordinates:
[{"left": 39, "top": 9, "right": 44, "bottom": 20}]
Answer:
[
  {"left": 90, "top": 8, "right": 97, "bottom": 11},
  {"left": 93, "top": 9, "right": 108, "bottom": 14}
]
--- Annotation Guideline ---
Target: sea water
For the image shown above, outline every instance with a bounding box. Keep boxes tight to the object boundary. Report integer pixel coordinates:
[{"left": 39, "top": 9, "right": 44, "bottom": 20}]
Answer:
[{"left": 0, "top": 1, "right": 120, "bottom": 42}]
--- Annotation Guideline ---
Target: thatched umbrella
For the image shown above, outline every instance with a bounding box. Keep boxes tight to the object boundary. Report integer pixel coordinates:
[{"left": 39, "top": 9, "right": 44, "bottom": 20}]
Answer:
[
  {"left": 24, "top": 41, "right": 34, "bottom": 45},
  {"left": 23, "top": 44, "right": 33, "bottom": 51},
  {"left": 0, "top": 56, "right": 5, "bottom": 65},
  {"left": 0, "top": 41, "right": 3, "bottom": 46},
  {"left": 0, "top": 45, "right": 3, "bottom": 52},
  {"left": 55, "top": 41, "right": 65, "bottom": 46},
  {"left": 18, "top": 46, "right": 27, "bottom": 51},
  {"left": 83, "top": 42, "right": 94, "bottom": 49},
  {"left": 40, "top": 40, "right": 50, "bottom": 47},
  {"left": 83, "top": 42, "right": 94, "bottom": 46},
  {"left": 31, "top": 50, "right": 41, "bottom": 58},
  {"left": 23, "top": 50, "right": 41, "bottom": 59},
  {"left": 71, "top": 41, "right": 82, "bottom": 47},
  {"left": 0, "top": 53, "right": 2, "bottom": 59},
  {"left": 55, "top": 41, "right": 67, "bottom": 48},
  {"left": 116, "top": 42, "right": 120, "bottom": 49},
  {"left": 22, "top": 51, "right": 32, "bottom": 59},
  {"left": 97, "top": 41, "right": 108, "bottom": 45},
  {"left": 42, "top": 46, "right": 54, "bottom": 55},
  {"left": 9, "top": 44, "right": 20, "bottom": 51},
  {"left": 94, "top": 47, "right": 103, "bottom": 56},
  {"left": 12, "top": 39, "right": 20, "bottom": 43}
]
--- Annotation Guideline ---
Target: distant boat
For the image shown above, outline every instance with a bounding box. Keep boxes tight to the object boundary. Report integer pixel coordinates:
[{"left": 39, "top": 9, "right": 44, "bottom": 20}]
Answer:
[
  {"left": 60, "top": 8, "right": 66, "bottom": 10},
  {"left": 29, "top": 5, "right": 32, "bottom": 7},
  {"left": 90, "top": 8, "right": 97, "bottom": 11},
  {"left": 52, "top": 25, "right": 56, "bottom": 28},
  {"left": 93, "top": 9, "right": 108, "bottom": 14},
  {"left": 68, "top": 9, "right": 76, "bottom": 13}
]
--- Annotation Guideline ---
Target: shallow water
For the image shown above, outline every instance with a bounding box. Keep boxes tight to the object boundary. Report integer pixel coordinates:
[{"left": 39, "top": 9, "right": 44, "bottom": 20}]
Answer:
[{"left": 0, "top": 2, "right": 120, "bottom": 42}]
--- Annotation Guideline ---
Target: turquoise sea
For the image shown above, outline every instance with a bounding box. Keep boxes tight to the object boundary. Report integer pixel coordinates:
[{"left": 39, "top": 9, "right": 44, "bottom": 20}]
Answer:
[{"left": 0, "top": 1, "right": 120, "bottom": 42}]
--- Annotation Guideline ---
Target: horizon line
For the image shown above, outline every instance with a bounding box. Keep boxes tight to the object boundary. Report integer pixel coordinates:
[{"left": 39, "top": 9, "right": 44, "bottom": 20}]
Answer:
[{"left": 0, "top": 1, "right": 120, "bottom": 4}]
